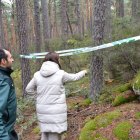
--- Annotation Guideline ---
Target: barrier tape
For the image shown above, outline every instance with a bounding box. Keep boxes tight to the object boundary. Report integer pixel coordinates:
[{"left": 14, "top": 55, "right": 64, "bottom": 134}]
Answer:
[{"left": 20, "top": 35, "right": 140, "bottom": 59}]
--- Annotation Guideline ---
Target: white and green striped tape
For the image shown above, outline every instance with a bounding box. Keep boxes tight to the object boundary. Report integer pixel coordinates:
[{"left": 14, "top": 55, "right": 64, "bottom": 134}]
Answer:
[{"left": 20, "top": 35, "right": 140, "bottom": 59}]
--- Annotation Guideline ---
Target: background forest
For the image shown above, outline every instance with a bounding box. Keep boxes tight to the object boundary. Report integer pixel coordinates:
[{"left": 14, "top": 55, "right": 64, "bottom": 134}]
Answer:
[{"left": 1, "top": 0, "right": 140, "bottom": 139}]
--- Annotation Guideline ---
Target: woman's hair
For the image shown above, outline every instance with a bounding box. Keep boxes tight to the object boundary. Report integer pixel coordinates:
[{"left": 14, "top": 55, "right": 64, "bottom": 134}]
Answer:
[{"left": 43, "top": 52, "right": 61, "bottom": 69}]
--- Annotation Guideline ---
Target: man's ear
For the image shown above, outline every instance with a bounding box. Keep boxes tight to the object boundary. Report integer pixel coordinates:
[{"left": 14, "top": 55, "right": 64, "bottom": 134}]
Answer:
[{"left": 1, "top": 58, "right": 6, "bottom": 65}]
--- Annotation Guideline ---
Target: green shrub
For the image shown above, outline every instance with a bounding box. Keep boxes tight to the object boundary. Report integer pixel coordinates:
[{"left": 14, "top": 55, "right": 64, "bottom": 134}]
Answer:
[
  {"left": 132, "top": 71, "right": 140, "bottom": 94},
  {"left": 113, "top": 121, "right": 132, "bottom": 140},
  {"left": 11, "top": 69, "right": 22, "bottom": 97}
]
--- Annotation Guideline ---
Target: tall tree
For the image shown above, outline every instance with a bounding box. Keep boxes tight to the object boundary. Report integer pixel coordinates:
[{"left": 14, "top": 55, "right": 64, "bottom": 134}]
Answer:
[
  {"left": 132, "top": 0, "right": 140, "bottom": 21},
  {"left": 41, "top": 0, "right": 50, "bottom": 51},
  {"left": 75, "top": 0, "right": 82, "bottom": 36},
  {"left": 90, "top": 0, "right": 106, "bottom": 101},
  {"left": 61, "top": 0, "right": 68, "bottom": 47},
  {"left": 104, "top": 0, "right": 112, "bottom": 40},
  {"left": 86, "top": 0, "right": 90, "bottom": 31},
  {"left": 3, "top": 13, "right": 9, "bottom": 48},
  {"left": 89, "top": 0, "right": 93, "bottom": 35},
  {"left": 131, "top": 0, "right": 137, "bottom": 19},
  {"left": 0, "top": 1, "right": 5, "bottom": 48},
  {"left": 10, "top": 0, "right": 17, "bottom": 50},
  {"left": 33, "top": 0, "right": 41, "bottom": 65},
  {"left": 116, "top": 0, "right": 124, "bottom": 17},
  {"left": 53, "top": 0, "right": 59, "bottom": 37},
  {"left": 81, "top": 0, "right": 85, "bottom": 36},
  {"left": 15, "top": 0, "right": 31, "bottom": 96}
]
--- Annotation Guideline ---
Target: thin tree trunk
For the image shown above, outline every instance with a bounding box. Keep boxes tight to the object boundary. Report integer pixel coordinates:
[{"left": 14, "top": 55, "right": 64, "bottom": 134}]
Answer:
[
  {"left": 104, "top": 0, "right": 112, "bottom": 41},
  {"left": 10, "top": 16, "right": 16, "bottom": 49},
  {"left": 33, "top": 0, "right": 42, "bottom": 66},
  {"left": 81, "top": 0, "right": 85, "bottom": 36},
  {"left": 89, "top": 0, "right": 93, "bottom": 35},
  {"left": 131, "top": 0, "right": 137, "bottom": 19},
  {"left": 116, "top": 0, "right": 124, "bottom": 17},
  {"left": 86, "top": 0, "right": 90, "bottom": 31},
  {"left": 66, "top": 11, "right": 73, "bottom": 35},
  {"left": 15, "top": 0, "right": 31, "bottom": 96},
  {"left": 75, "top": 0, "right": 82, "bottom": 36},
  {"left": 41, "top": 0, "right": 50, "bottom": 51},
  {"left": 3, "top": 15, "right": 9, "bottom": 48},
  {"left": 53, "top": 0, "right": 59, "bottom": 37},
  {"left": 61, "top": 0, "right": 68, "bottom": 47},
  {"left": 0, "top": 1, "right": 5, "bottom": 48}
]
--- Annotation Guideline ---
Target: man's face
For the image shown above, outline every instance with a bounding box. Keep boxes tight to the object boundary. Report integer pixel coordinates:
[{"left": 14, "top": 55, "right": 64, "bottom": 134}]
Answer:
[{"left": 3, "top": 50, "right": 14, "bottom": 68}]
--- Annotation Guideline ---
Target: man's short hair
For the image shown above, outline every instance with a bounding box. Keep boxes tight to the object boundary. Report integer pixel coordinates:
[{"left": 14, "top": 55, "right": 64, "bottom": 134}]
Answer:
[{"left": 0, "top": 49, "right": 8, "bottom": 63}]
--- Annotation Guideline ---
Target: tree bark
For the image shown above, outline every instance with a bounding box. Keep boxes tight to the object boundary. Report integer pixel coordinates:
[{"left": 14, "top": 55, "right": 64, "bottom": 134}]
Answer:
[
  {"left": 0, "top": 1, "right": 5, "bottom": 48},
  {"left": 41, "top": 0, "right": 50, "bottom": 51},
  {"left": 104, "top": 0, "right": 112, "bottom": 41},
  {"left": 15, "top": 0, "right": 31, "bottom": 96},
  {"left": 90, "top": 0, "right": 106, "bottom": 101},
  {"left": 33, "top": 0, "right": 42, "bottom": 66},
  {"left": 116, "top": 0, "right": 124, "bottom": 17},
  {"left": 75, "top": 0, "right": 82, "bottom": 37},
  {"left": 61, "top": 0, "right": 68, "bottom": 47}
]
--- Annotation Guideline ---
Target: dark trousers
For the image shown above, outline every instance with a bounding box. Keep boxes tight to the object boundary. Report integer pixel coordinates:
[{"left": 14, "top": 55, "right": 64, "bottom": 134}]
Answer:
[{"left": 9, "top": 130, "right": 18, "bottom": 140}]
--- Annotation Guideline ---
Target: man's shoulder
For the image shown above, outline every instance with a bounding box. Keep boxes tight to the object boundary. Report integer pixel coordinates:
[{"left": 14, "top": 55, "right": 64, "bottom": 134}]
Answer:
[{"left": 0, "top": 72, "right": 12, "bottom": 86}]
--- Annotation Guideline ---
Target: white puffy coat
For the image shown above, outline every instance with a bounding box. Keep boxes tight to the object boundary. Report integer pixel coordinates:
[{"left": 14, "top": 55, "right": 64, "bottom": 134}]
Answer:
[{"left": 26, "top": 61, "right": 86, "bottom": 133}]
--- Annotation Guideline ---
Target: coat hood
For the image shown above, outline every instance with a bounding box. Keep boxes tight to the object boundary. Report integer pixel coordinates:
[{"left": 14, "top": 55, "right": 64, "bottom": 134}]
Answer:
[{"left": 40, "top": 61, "right": 60, "bottom": 77}]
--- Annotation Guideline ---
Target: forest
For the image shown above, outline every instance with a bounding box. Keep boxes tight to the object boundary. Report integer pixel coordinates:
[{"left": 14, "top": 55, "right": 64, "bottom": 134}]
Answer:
[{"left": 0, "top": 0, "right": 140, "bottom": 139}]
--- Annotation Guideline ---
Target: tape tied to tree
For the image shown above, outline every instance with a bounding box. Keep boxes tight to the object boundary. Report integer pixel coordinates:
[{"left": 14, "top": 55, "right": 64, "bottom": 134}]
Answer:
[{"left": 20, "top": 35, "right": 140, "bottom": 59}]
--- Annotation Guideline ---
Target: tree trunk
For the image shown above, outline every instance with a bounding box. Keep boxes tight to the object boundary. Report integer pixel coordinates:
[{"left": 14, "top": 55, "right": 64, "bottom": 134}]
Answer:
[
  {"left": 104, "top": 0, "right": 112, "bottom": 41},
  {"left": 116, "top": 0, "right": 124, "bottom": 17},
  {"left": 10, "top": 16, "right": 16, "bottom": 50},
  {"left": 33, "top": 0, "right": 42, "bottom": 66},
  {"left": 132, "top": 0, "right": 140, "bottom": 21},
  {"left": 131, "top": 0, "right": 137, "bottom": 19},
  {"left": 3, "top": 14, "right": 9, "bottom": 49},
  {"left": 75, "top": 0, "right": 82, "bottom": 36},
  {"left": 41, "top": 0, "right": 50, "bottom": 51},
  {"left": 90, "top": 0, "right": 106, "bottom": 101},
  {"left": 61, "top": 0, "right": 68, "bottom": 47},
  {"left": 53, "top": 0, "right": 59, "bottom": 37},
  {"left": 15, "top": 0, "right": 31, "bottom": 96},
  {"left": 0, "top": 1, "right": 5, "bottom": 48},
  {"left": 86, "top": 0, "right": 90, "bottom": 31},
  {"left": 89, "top": 0, "right": 93, "bottom": 35}
]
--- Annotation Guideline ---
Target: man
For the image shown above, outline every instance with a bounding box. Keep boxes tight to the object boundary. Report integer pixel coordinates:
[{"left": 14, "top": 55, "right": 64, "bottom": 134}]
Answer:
[{"left": 0, "top": 49, "right": 18, "bottom": 140}]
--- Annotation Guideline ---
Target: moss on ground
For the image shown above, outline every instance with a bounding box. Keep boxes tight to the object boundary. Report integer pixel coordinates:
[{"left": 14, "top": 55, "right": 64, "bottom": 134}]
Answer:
[
  {"left": 112, "top": 92, "right": 137, "bottom": 106},
  {"left": 112, "top": 83, "right": 131, "bottom": 93},
  {"left": 33, "top": 126, "right": 40, "bottom": 134},
  {"left": 113, "top": 121, "right": 133, "bottom": 140},
  {"left": 79, "top": 98, "right": 92, "bottom": 107},
  {"left": 135, "top": 112, "right": 140, "bottom": 119},
  {"left": 79, "top": 110, "right": 121, "bottom": 140},
  {"left": 98, "top": 83, "right": 132, "bottom": 104}
]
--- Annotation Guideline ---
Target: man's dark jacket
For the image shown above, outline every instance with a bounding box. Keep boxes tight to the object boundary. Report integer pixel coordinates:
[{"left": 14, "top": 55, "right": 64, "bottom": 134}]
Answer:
[{"left": 0, "top": 67, "right": 18, "bottom": 140}]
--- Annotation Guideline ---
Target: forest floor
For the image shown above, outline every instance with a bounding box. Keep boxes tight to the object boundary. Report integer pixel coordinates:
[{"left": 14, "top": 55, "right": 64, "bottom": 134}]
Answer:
[{"left": 16, "top": 96, "right": 140, "bottom": 140}]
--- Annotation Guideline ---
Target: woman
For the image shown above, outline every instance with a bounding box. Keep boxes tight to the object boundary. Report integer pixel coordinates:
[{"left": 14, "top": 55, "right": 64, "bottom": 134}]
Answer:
[{"left": 26, "top": 52, "right": 87, "bottom": 140}]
